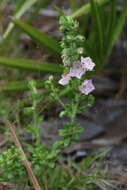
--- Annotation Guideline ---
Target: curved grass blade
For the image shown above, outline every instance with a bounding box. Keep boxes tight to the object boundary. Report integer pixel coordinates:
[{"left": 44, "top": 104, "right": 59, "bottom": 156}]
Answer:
[
  {"left": 13, "top": 19, "right": 61, "bottom": 55},
  {"left": 0, "top": 57, "right": 63, "bottom": 73},
  {"left": 71, "top": 0, "right": 110, "bottom": 19},
  {"left": 3, "top": 0, "right": 37, "bottom": 39}
]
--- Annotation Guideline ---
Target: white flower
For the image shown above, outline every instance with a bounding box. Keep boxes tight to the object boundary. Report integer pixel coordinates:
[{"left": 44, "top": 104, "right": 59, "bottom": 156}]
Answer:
[
  {"left": 79, "top": 79, "right": 95, "bottom": 95},
  {"left": 81, "top": 57, "right": 95, "bottom": 71},
  {"left": 58, "top": 74, "right": 71, "bottom": 86},
  {"left": 69, "top": 61, "right": 86, "bottom": 79}
]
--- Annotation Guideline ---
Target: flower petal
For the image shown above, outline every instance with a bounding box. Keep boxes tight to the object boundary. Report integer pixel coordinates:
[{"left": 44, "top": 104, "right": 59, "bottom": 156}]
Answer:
[
  {"left": 81, "top": 57, "right": 95, "bottom": 71},
  {"left": 79, "top": 79, "right": 95, "bottom": 95},
  {"left": 69, "top": 61, "right": 86, "bottom": 79},
  {"left": 59, "top": 74, "right": 71, "bottom": 85}
]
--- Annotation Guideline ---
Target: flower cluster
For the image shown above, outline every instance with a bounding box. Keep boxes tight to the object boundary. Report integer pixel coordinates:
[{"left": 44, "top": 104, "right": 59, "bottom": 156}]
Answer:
[
  {"left": 59, "top": 15, "right": 95, "bottom": 95},
  {"left": 59, "top": 56, "right": 95, "bottom": 95},
  {"left": 59, "top": 15, "right": 85, "bottom": 66}
]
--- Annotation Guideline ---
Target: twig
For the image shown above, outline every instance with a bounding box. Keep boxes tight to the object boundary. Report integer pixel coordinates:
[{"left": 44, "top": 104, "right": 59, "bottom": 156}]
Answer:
[{"left": 7, "top": 122, "right": 42, "bottom": 190}]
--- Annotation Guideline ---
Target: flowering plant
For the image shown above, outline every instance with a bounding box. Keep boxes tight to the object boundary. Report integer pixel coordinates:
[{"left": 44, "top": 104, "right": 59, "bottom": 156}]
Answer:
[
  {"left": 0, "top": 15, "right": 98, "bottom": 190},
  {"left": 46, "top": 15, "right": 95, "bottom": 148},
  {"left": 59, "top": 16, "right": 95, "bottom": 95}
]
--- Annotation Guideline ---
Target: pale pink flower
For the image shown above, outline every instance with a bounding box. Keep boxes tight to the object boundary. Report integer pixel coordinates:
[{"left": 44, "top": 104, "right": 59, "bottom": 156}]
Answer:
[
  {"left": 81, "top": 57, "right": 95, "bottom": 71},
  {"left": 79, "top": 79, "right": 95, "bottom": 95},
  {"left": 59, "top": 74, "right": 71, "bottom": 86},
  {"left": 69, "top": 61, "right": 86, "bottom": 79}
]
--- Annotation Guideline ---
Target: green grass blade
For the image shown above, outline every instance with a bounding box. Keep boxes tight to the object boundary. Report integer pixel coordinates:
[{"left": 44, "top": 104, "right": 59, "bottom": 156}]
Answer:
[
  {"left": 28, "top": 0, "right": 50, "bottom": 23},
  {"left": 107, "top": 0, "right": 127, "bottom": 56},
  {"left": 13, "top": 19, "right": 61, "bottom": 55},
  {"left": 106, "top": 0, "right": 116, "bottom": 47},
  {"left": 0, "top": 80, "right": 70, "bottom": 95},
  {"left": 3, "top": 0, "right": 37, "bottom": 39},
  {"left": 0, "top": 80, "right": 45, "bottom": 92},
  {"left": 71, "top": 0, "right": 110, "bottom": 19},
  {"left": 0, "top": 57, "right": 63, "bottom": 73},
  {"left": 90, "top": 0, "right": 104, "bottom": 65}
]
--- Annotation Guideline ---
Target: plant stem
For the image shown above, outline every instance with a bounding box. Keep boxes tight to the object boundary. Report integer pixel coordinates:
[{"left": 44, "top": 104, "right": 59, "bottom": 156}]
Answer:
[
  {"left": 51, "top": 83, "right": 65, "bottom": 109},
  {"left": 70, "top": 94, "right": 79, "bottom": 122},
  {"left": 7, "top": 122, "right": 42, "bottom": 190},
  {"left": 33, "top": 99, "right": 40, "bottom": 145}
]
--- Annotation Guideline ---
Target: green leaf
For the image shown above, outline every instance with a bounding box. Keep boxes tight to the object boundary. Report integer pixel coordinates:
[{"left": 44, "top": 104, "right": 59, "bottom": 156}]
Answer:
[
  {"left": 14, "top": 19, "right": 61, "bottom": 55},
  {"left": 0, "top": 57, "right": 63, "bottom": 73},
  {"left": 0, "top": 79, "right": 73, "bottom": 93},
  {"left": 90, "top": 0, "right": 105, "bottom": 64},
  {"left": 3, "top": 0, "right": 37, "bottom": 39},
  {"left": 28, "top": 0, "right": 51, "bottom": 23},
  {"left": 106, "top": 0, "right": 117, "bottom": 46},
  {"left": 0, "top": 80, "right": 45, "bottom": 92},
  {"left": 107, "top": 0, "right": 127, "bottom": 56},
  {"left": 71, "top": 0, "right": 110, "bottom": 19}
]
